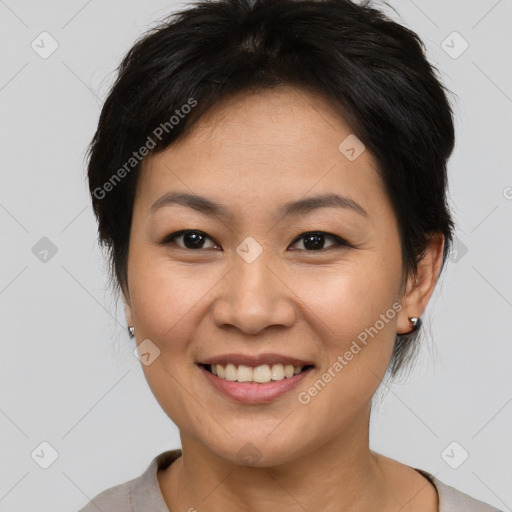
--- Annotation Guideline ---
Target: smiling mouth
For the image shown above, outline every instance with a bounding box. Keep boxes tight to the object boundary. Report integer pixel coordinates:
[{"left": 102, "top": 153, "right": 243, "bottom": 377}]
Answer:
[{"left": 199, "top": 363, "right": 315, "bottom": 384}]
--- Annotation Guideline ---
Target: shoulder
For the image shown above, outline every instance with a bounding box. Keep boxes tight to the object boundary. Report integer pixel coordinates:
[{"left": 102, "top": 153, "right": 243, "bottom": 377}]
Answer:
[
  {"left": 373, "top": 452, "right": 502, "bottom": 512},
  {"left": 77, "top": 479, "right": 133, "bottom": 512},
  {"left": 415, "top": 469, "right": 504, "bottom": 512},
  {"left": 76, "top": 449, "right": 182, "bottom": 512}
]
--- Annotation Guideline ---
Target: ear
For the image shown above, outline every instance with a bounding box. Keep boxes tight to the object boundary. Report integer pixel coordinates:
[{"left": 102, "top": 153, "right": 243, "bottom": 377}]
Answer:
[
  {"left": 396, "top": 232, "right": 445, "bottom": 334},
  {"left": 122, "top": 284, "right": 133, "bottom": 328}
]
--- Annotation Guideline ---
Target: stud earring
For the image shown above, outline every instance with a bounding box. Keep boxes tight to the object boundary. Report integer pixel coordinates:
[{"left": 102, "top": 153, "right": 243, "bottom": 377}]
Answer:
[
  {"left": 402, "top": 316, "right": 421, "bottom": 335},
  {"left": 128, "top": 326, "right": 135, "bottom": 338}
]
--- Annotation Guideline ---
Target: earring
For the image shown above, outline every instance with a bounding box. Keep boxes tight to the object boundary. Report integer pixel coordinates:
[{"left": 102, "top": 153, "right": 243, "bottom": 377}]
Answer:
[
  {"left": 128, "top": 326, "right": 135, "bottom": 338},
  {"left": 402, "top": 316, "right": 421, "bottom": 335}
]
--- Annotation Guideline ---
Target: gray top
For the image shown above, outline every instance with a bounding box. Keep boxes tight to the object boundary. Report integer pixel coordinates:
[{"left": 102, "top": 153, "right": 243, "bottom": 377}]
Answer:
[{"left": 77, "top": 449, "right": 503, "bottom": 512}]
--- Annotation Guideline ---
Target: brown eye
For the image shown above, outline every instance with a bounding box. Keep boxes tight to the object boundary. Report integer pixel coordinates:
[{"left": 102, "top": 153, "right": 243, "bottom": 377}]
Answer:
[
  {"left": 289, "top": 231, "right": 350, "bottom": 251},
  {"left": 162, "top": 230, "right": 218, "bottom": 250}
]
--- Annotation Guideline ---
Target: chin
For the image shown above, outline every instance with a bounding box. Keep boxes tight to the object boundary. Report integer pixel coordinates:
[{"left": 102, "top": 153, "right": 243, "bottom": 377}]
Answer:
[{"left": 204, "top": 433, "right": 309, "bottom": 468}]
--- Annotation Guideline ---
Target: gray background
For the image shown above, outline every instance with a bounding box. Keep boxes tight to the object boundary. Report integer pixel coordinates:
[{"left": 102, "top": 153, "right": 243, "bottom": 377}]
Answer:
[{"left": 1, "top": 0, "right": 511, "bottom": 510}]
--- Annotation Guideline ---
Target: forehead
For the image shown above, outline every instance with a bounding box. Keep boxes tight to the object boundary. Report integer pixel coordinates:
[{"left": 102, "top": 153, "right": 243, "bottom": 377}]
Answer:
[{"left": 136, "top": 85, "right": 386, "bottom": 221}]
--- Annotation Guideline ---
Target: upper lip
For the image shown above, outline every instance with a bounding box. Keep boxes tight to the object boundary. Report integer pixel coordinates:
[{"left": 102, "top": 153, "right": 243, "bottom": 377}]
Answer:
[{"left": 199, "top": 353, "right": 315, "bottom": 368}]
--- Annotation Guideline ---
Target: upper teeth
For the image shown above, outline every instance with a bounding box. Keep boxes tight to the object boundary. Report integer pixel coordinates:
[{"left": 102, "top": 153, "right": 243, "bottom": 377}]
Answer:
[{"left": 210, "top": 363, "right": 305, "bottom": 383}]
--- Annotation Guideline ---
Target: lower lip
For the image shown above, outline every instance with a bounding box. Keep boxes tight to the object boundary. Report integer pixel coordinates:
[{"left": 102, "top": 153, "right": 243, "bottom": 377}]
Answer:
[{"left": 198, "top": 364, "right": 314, "bottom": 404}]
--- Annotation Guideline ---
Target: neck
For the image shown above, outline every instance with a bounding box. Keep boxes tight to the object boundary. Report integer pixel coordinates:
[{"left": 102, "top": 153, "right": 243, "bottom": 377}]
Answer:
[{"left": 158, "top": 403, "right": 404, "bottom": 512}]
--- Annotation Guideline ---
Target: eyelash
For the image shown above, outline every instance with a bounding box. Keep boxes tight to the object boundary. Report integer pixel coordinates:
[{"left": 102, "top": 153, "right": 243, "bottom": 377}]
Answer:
[{"left": 160, "top": 230, "right": 352, "bottom": 252}]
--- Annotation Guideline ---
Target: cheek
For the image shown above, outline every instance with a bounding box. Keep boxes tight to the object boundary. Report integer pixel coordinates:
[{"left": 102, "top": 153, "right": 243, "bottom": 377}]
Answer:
[
  {"left": 286, "top": 255, "right": 402, "bottom": 412},
  {"left": 290, "top": 266, "right": 400, "bottom": 436},
  {"left": 127, "top": 252, "right": 206, "bottom": 427},
  {"left": 289, "top": 257, "right": 402, "bottom": 343},
  {"left": 128, "top": 248, "right": 213, "bottom": 342}
]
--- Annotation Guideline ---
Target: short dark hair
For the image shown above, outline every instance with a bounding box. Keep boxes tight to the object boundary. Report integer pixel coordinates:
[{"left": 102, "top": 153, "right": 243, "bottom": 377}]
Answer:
[{"left": 86, "top": 0, "right": 456, "bottom": 379}]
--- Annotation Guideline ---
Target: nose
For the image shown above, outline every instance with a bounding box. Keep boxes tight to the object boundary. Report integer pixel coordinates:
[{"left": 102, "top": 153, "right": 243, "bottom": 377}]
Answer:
[{"left": 212, "top": 254, "right": 296, "bottom": 335}]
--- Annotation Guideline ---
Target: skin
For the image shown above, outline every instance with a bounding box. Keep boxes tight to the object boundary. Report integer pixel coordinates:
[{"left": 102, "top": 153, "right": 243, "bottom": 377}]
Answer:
[{"left": 122, "top": 84, "right": 444, "bottom": 512}]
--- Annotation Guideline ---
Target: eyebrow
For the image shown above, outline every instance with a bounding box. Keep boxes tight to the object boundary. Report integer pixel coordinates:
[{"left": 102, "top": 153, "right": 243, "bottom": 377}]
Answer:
[{"left": 149, "top": 191, "right": 368, "bottom": 219}]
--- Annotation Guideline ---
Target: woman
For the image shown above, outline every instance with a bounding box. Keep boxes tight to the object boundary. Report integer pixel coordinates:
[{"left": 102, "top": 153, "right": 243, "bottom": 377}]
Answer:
[{"left": 79, "top": 0, "right": 502, "bottom": 510}]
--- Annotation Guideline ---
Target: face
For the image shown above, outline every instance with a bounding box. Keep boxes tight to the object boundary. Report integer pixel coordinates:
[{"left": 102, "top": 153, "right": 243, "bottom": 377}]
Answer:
[{"left": 124, "top": 85, "right": 412, "bottom": 466}]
